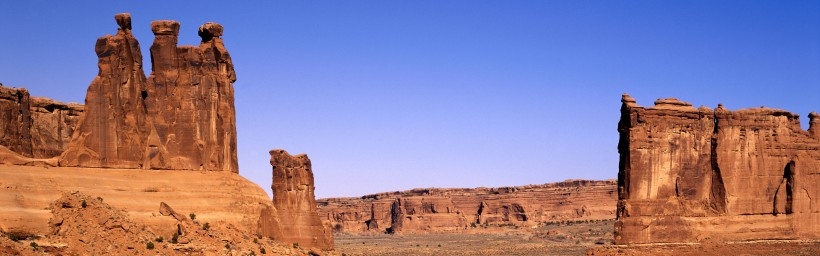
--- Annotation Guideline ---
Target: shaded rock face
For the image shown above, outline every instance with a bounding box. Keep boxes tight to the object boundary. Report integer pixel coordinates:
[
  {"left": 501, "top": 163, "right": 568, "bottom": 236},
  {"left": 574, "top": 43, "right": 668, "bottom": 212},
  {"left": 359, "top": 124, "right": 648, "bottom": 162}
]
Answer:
[
  {"left": 318, "top": 180, "right": 617, "bottom": 234},
  {"left": 58, "top": 13, "right": 238, "bottom": 172},
  {"left": 0, "top": 86, "right": 83, "bottom": 159},
  {"left": 270, "top": 149, "right": 333, "bottom": 250},
  {"left": 616, "top": 94, "right": 820, "bottom": 244}
]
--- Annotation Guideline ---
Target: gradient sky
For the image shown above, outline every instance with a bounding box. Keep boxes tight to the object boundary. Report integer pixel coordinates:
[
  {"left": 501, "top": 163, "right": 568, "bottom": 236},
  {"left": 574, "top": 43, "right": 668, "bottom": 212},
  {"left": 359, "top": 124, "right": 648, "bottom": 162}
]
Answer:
[{"left": 1, "top": 1, "right": 818, "bottom": 198}]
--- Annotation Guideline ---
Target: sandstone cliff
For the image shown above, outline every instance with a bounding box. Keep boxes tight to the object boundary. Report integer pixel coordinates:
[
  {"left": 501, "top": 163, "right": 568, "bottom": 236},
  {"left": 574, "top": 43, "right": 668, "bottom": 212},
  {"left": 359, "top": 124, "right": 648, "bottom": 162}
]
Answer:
[
  {"left": 0, "top": 86, "right": 82, "bottom": 160},
  {"left": 318, "top": 180, "right": 617, "bottom": 234},
  {"left": 58, "top": 13, "right": 238, "bottom": 172},
  {"left": 270, "top": 149, "right": 333, "bottom": 250},
  {"left": 616, "top": 94, "right": 820, "bottom": 244}
]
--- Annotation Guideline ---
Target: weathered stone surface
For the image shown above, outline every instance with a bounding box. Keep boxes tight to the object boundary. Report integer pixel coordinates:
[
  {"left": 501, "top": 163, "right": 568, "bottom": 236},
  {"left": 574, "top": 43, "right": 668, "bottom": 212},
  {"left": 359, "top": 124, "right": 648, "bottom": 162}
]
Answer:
[
  {"left": 0, "top": 165, "right": 275, "bottom": 240},
  {"left": 616, "top": 94, "right": 820, "bottom": 244},
  {"left": 0, "top": 85, "right": 83, "bottom": 160},
  {"left": 270, "top": 149, "right": 333, "bottom": 249},
  {"left": 318, "top": 180, "right": 617, "bottom": 234},
  {"left": 58, "top": 14, "right": 238, "bottom": 172}
]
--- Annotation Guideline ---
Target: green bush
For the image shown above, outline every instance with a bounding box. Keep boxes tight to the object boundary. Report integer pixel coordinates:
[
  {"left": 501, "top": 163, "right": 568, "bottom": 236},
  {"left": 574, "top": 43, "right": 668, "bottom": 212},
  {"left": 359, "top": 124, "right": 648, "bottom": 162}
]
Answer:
[
  {"left": 146, "top": 241, "right": 154, "bottom": 250},
  {"left": 189, "top": 213, "right": 196, "bottom": 220}
]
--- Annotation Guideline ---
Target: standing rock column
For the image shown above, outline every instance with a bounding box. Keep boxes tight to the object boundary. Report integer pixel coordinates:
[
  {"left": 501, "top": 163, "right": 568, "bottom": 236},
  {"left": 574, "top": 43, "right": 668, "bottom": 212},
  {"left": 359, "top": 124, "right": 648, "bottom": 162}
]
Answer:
[
  {"left": 270, "top": 149, "right": 333, "bottom": 250},
  {"left": 59, "top": 13, "right": 149, "bottom": 168},
  {"left": 143, "top": 20, "right": 238, "bottom": 172}
]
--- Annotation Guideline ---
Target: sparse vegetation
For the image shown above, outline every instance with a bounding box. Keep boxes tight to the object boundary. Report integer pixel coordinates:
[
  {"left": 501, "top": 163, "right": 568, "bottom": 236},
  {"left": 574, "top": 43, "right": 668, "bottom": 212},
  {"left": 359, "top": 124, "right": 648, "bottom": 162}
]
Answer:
[
  {"left": 292, "top": 242, "right": 299, "bottom": 248},
  {"left": 253, "top": 238, "right": 258, "bottom": 244},
  {"left": 142, "top": 187, "right": 159, "bottom": 192},
  {"left": 146, "top": 241, "right": 154, "bottom": 250},
  {"left": 81, "top": 200, "right": 87, "bottom": 208},
  {"left": 29, "top": 241, "right": 38, "bottom": 249},
  {"left": 203, "top": 222, "right": 210, "bottom": 230},
  {"left": 155, "top": 236, "right": 163, "bottom": 243},
  {"left": 260, "top": 247, "right": 266, "bottom": 254},
  {"left": 171, "top": 233, "right": 179, "bottom": 244},
  {"left": 96, "top": 196, "right": 103, "bottom": 203},
  {"left": 189, "top": 213, "right": 196, "bottom": 220}
]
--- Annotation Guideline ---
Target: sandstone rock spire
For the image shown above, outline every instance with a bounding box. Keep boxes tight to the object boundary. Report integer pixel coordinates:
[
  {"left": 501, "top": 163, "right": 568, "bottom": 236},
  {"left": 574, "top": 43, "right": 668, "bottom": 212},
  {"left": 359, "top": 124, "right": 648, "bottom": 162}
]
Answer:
[
  {"left": 58, "top": 14, "right": 238, "bottom": 172},
  {"left": 59, "top": 13, "right": 149, "bottom": 168},
  {"left": 270, "top": 149, "right": 333, "bottom": 250}
]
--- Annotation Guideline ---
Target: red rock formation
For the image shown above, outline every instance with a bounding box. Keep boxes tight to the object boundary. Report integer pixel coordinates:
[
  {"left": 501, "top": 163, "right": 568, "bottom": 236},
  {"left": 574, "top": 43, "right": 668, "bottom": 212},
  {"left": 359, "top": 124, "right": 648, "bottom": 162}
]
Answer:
[
  {"left": 318, "top": 180, "right": 617, "bottom": 234},
  {"left": 0, "top": 85, "right": 83, "bottom": 160},
  {"left": 616, "top": 94, "right": 820, "bottom": 244},
  {"left": 58, "top": 13, "right": 238, "bottom": 172},
  {"left": 270, "top": 149, "right": 333, "bottom": 250}
]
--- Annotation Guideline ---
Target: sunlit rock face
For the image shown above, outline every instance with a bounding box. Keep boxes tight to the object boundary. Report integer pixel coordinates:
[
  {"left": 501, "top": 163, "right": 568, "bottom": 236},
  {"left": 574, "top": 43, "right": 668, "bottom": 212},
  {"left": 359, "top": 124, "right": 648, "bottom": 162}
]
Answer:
[
  {"left": 616, "top": 94, "right": 820, "bottom": 244},
  {"left": 317, "top": 180, "right": 618, "bottom": 234},
  {"left": 270, "top": 149, "right": 334, "bottom": 250},
  {"left": 59, "top": 13, "right": 238, "bottom": 172}
]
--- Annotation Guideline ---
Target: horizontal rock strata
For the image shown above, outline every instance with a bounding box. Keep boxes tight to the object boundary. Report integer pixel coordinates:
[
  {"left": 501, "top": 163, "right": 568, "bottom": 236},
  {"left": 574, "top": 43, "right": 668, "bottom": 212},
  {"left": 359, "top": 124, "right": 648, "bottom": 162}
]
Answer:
[
  {"left": 616, "top": 94, "right": 820, "bottom": 244},
  {"left": 317, "top": 179, "right": 617, "bottom": 234}
]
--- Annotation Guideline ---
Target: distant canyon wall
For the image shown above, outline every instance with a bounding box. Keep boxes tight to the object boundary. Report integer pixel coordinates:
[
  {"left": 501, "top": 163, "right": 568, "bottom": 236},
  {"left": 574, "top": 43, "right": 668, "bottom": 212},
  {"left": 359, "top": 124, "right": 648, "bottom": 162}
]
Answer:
[
  {"left": 318, "top": 180, "right": 617, "bottom": 234},
  {"left": 616, "top": 94, "right": 820, "bottom": 244}
]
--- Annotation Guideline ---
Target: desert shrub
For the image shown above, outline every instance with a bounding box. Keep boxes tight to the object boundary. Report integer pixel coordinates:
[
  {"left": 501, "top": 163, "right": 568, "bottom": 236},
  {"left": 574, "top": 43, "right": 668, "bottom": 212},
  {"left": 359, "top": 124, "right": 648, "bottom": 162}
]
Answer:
[
  {"left": 96, "top": 196, "right": 103, "bottom": 203},
  {"left": 81, "top": 200, "right": 87, "bottom": 208},
  {"left": 253, "top": 238, "right": 258, "bottom": 244},
  {"left": 260, "top": 247, "right": 266, "bottom": 254},
  {"left": 6, "top": 231, "right": 35, "bottom": 241},
  {"left": 203, "top": 222, "right": 210, "bottom": 231},
  {"left": 155, "top": 236, "right": 163, "bottom": 243},
  {"left": 146, "top": 241, "right": 154, "bottom": 250},
  {"left": 29, "top": 241, "right": 38, "bottom": 249},
  {"left": 248, "top": 250, "right": 256, "bottom": 256},
  {"left": 292, "top": 242, "right": 299, "bottom": 248},
  {"left": 225, "top": 243, "right": 231, "bottom": 249},
  {"left": 189, "top": 213, "right": 196, "bottom": 220},
  {"left": 171, "top": 233, "right": 179, "bottom": 244}
]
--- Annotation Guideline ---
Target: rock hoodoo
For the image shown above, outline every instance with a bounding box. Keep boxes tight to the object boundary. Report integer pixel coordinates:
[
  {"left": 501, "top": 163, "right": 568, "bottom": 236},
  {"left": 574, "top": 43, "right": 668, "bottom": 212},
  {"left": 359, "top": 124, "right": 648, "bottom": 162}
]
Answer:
[
  {"left": 58, "top": 13, "right": 238, "bottom": 172},
  {"left": 270, "top": 149, "right": 333, "bottom": 250},
  {"left": 318, "top": 180, "right": 617, "bottom": 234},
  {"left": 0, "top": 85, "right": 83, "bottom": 160},
  {"left": 616, "top": 94, "right": 820, "bottom": 244}
]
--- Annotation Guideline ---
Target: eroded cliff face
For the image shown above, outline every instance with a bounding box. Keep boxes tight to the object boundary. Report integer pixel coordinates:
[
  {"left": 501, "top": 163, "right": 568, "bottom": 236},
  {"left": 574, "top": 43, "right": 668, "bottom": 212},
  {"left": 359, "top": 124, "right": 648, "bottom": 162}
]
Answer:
[
  {"left": 0, "top": 86, "right": 83, "bottom": 160},
  {"left": 58, "top": 13, "right": 238, "bottom": 172},
  {"left": 270, "top": 149, "right": 333, "bottom": 250},
  {"left": 616, "top": 94, "right": 820, "bottom": 244},
  {"left": 318, "top": 180, "right": 617, "bottom": 234}
]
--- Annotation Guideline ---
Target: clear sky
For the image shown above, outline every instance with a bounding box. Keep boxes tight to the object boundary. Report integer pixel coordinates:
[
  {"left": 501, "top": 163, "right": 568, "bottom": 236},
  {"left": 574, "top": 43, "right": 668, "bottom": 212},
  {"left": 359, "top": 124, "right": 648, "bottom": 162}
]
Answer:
[{"left": 1, "top": 1, "right": 818, "bottom": 198}]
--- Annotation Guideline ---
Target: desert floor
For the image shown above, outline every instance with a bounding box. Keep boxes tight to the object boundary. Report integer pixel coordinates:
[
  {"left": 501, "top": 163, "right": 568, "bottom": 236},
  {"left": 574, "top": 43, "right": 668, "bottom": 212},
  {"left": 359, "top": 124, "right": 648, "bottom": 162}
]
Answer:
[{"left": 335, "top": 219, "right": 614, "bottom": 256}]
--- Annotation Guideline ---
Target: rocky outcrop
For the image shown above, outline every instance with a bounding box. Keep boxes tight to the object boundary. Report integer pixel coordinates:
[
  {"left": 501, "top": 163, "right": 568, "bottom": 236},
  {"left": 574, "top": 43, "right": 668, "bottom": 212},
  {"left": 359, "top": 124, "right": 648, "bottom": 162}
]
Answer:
[
  {"left": 318, "top": 180, "right": 617, "bottom": 234},
  {"left": 58, "top": 13, "right": 238, "bottom": 172},
  {"left": 0, "top": 85, "right": 83, "bottom": 160},
  {"left": 616, "top": 94, "right": 820, "bottom": 244},
  {"left": 270, "top": 149, "right": 333, "bottom": 249}
]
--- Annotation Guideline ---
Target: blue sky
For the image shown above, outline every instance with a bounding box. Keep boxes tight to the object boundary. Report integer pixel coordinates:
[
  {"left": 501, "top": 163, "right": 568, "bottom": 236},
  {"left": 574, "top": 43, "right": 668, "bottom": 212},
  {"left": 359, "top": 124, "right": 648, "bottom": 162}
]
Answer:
[{"left": 1, "top": 1, "right": 818, "bottom": 198}]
